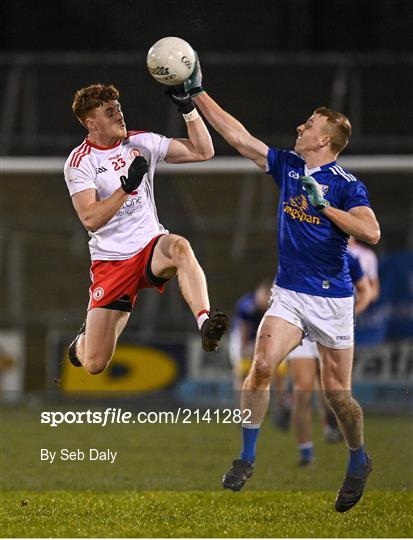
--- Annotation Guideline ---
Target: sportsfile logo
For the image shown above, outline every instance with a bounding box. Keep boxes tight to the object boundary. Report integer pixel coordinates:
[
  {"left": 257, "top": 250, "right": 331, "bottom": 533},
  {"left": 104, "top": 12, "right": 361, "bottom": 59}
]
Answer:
[{"left": 283, "top": 195, "right": 321, "bottom": 225}]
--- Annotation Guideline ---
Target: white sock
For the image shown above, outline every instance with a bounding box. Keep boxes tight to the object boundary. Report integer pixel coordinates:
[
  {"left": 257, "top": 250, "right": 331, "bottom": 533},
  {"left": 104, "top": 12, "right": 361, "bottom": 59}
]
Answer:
[{"left": 197, "top": 311, "right": 209, "bottom": 330}]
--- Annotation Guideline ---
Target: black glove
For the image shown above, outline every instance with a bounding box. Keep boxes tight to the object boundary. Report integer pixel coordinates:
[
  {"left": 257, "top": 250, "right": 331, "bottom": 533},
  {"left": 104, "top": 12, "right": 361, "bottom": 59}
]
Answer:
[
  {"left": 120, "top": 156, "right": 148, "bottom": 194},
  {"left": 165, "top": 84, "right": 195, "bottom": 114}
]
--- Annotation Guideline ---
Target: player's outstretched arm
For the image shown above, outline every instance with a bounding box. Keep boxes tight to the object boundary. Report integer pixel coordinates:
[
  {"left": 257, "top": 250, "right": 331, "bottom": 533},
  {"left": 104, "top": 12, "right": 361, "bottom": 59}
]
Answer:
[
  {"left": 185, "top": 55, "right": 268, "bottom": 170},
  {"left": 195, "top": 93, "right": 269, "bottom": 170},
  {"left": 164, "top": 85, "right": 214, "bottom": 164}
]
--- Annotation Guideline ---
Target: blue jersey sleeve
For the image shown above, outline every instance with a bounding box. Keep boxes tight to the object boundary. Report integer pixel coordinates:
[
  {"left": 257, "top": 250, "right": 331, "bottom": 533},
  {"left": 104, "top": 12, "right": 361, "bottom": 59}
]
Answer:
[
  {"left": 347, "top": 252, "right": 364, "bottom": 284},
  {"left": 341, "top": 180, "right": 371, "bottom": 212},
  {"left": 266, "top": 148, "right": 285, "bottom": 188}
]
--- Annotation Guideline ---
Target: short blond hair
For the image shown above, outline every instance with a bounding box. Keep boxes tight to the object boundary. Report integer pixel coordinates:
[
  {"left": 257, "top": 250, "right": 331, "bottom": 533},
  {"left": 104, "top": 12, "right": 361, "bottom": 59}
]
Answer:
[
  {"left": 314, "top": 106, "right": 352, "bottom": 154},
  {"left": 72, "top": 83, "right": 119, "bottom": 124}
]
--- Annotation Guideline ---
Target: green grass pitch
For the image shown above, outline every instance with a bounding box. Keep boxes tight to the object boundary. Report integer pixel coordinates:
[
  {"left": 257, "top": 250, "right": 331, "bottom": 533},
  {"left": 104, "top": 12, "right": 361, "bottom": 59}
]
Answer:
[{"left": 1, "top": 406, "right": 412, "bottom": 537}]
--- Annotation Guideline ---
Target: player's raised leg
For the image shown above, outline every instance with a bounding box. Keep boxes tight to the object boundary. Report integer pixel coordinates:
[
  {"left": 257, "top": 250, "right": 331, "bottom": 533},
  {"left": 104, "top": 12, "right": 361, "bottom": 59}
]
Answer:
[
  {"left": 318, "top": 344, "right": 372, "bottom": 512},
  {"left": 222, "top": 315, "right": 303, "bottom": 491},
  {"left": 150, "top": 233, "right": 228, "bottom": 351},
  {"left": 69, "top": 307, "right": 130, "bottom": 374}
]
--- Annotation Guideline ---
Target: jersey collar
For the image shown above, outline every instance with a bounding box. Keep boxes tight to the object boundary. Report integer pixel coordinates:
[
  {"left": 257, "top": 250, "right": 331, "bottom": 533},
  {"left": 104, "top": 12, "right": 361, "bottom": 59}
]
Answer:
[
  {"left": 304, "top": 160, "right": 336, "bottom": 176},
  {"left": 85, "top": 138, "right": 122, "bottom": 150}
]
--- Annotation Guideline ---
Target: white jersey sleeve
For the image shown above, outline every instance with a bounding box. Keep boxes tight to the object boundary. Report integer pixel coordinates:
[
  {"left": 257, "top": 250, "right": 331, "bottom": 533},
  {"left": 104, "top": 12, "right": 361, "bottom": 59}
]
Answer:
[
  {"left": 149, "top": 132, "right": 171, "bottom": 162},
  {"left": 64, "top": 145, "right": 97, "bottom": 197},
  {"left": 361, "top": 250, "right": 378, "bottom": 279},
  {"left": 348, "top": 244, "right": 379, "bottom": 279}
]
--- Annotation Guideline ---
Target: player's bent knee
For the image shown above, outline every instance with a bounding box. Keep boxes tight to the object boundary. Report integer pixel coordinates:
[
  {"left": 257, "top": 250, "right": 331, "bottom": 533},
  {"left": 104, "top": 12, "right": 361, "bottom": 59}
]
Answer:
[
  {"left": 83, "top": 356, "right": 110, "bottom": 375},
  {"left": 251, "top": 359, "right": 273, "bottom": 385},
  {"left": 170, "top": 236, "right": 194, "bottom": 263},
  {"left": 84, "top": 363, "right": 106, "bottom": 375}
]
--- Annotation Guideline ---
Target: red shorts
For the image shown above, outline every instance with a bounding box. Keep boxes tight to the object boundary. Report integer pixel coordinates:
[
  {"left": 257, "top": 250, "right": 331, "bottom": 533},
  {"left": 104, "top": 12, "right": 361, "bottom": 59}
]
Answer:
[{"left": 88, "top": 234, "right": 168, "bottom": 311}]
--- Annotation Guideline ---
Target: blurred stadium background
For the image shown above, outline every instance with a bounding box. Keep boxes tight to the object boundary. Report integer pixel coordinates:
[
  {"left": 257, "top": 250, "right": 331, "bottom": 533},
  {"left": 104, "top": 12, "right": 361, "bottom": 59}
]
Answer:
[{"left": 1, "top": 1, "right": 412, "bottom": 417}]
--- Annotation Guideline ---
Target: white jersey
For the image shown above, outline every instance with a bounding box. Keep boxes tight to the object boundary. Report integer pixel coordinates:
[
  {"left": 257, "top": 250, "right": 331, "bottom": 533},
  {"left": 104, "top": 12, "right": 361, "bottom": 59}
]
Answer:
[
  {"left": 347, "top": 242, "right": 378, "bottom": 279},
  {"left": 64, "top": 131, "right": 171, "bottom": 261}
]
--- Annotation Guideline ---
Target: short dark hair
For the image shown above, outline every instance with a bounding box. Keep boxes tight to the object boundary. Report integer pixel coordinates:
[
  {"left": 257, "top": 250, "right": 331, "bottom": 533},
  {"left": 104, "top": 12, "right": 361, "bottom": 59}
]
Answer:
[
  {"left": 72, "top": 83, "right": 120, "bottom": 124},
  {"left": 314, "top": 106, "right": 352, "bottom": 154}
]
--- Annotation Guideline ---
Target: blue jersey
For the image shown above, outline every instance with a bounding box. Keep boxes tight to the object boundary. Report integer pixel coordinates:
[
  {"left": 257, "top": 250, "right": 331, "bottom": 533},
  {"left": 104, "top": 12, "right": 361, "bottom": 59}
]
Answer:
[
  {"left": 267, "top": 148, "right": 371, "bottom": 298},
  {"left": 232, "top": 292, "right": 264, "bottom": 341}
]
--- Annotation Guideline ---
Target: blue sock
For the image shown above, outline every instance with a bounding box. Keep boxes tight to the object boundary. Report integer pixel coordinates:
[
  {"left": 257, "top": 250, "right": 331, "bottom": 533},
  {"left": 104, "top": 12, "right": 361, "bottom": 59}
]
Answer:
[
  {"left": 348, "top": 446, "right": 367, "bottom": 476},
  {"left": 240, "top": 425, "right": 260, "bottom": 463},
  {"left": 298, "top": 442, "right": 314, "bottom": 462}
]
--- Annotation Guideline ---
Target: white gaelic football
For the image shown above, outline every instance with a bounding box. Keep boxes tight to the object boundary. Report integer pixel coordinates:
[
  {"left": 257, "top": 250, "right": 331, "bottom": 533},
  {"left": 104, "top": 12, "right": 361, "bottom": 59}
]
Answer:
[{"left": 146, "top": 37, "right": 196, "bottom": 86}]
